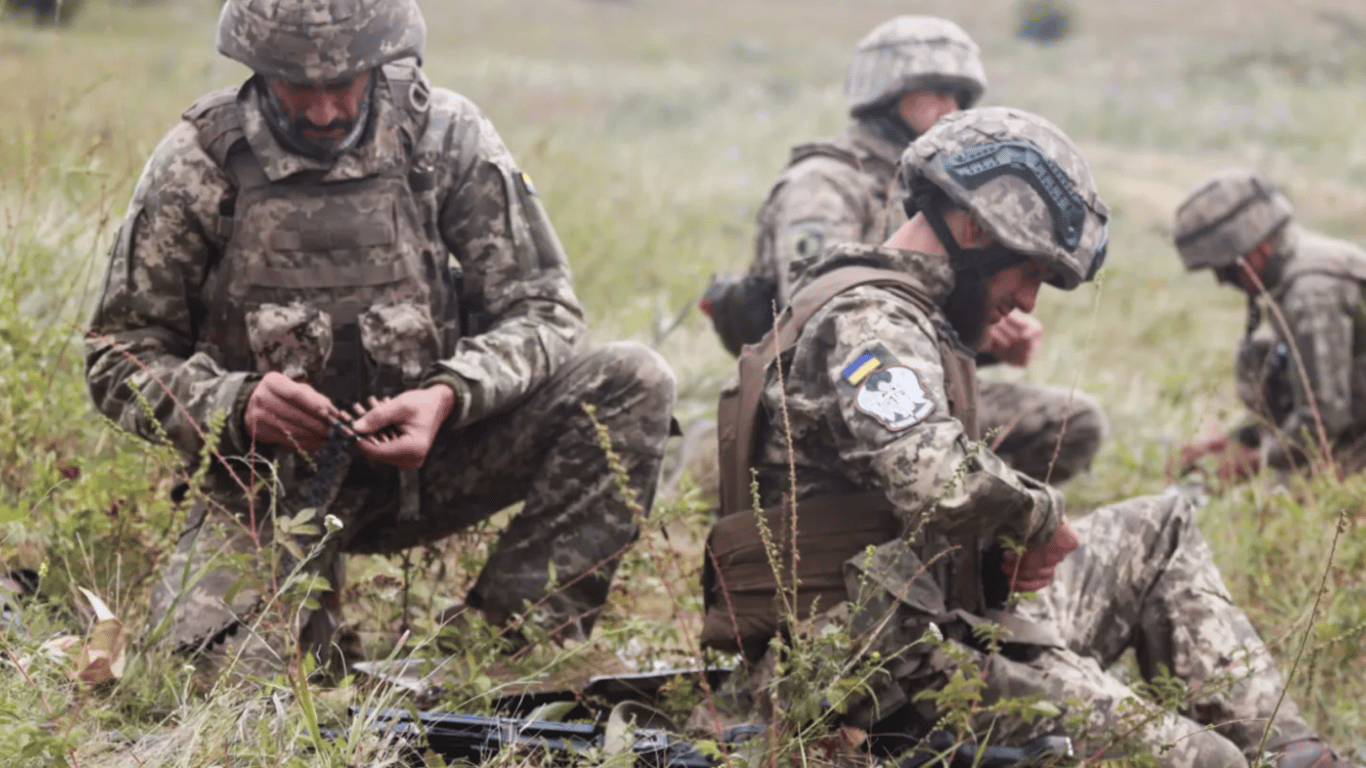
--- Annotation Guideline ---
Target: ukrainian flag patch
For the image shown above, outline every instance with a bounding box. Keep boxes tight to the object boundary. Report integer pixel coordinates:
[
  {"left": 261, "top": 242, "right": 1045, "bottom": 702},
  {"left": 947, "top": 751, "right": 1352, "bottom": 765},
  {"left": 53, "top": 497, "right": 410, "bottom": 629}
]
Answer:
[
  {"left": 841, "top": 352, "right": 882, "bottom": 385},
  {"left": 839, "top": 343, "right": 903, "bottom": 387}
]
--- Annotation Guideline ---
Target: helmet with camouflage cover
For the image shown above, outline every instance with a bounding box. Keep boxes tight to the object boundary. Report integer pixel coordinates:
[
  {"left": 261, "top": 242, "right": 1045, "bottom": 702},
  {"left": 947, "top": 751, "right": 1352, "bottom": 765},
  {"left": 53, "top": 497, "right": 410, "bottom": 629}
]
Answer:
[
  {"left": 845, "top": 16, "right": 988, "bottom": 115},
  {"left": 217, "top": 0, "right": 426, "bottom": 83},
  {"left": 901, "top": 106, "right": 1110, "bottom": 291},
  {"left": 1172, "top": 168, "right": 1293, "bottom": 271}
]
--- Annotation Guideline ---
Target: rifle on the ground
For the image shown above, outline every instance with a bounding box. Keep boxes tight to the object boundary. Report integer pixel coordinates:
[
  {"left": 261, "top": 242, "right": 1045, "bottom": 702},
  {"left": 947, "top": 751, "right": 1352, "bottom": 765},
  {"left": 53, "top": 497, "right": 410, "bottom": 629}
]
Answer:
[
  {"left": 354, "top": 705, "right": 742, "bottom": 767},
  {"left": 350, "top": 666, "right": 1073, "bottom": 767}
]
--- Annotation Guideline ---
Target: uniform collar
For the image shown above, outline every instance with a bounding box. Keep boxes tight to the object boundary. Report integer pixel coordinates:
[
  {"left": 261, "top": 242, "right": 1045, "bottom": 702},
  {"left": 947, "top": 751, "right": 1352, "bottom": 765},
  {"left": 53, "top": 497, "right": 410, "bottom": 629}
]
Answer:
[
  {"left": 789, "top": 242, "right": 956, "bottom": 305},
  {"left": 846, "top": 119, "right": 911, "bottom": 170},
  {"left": 238, "top": 77, "right": 409, "bottom": 183}
]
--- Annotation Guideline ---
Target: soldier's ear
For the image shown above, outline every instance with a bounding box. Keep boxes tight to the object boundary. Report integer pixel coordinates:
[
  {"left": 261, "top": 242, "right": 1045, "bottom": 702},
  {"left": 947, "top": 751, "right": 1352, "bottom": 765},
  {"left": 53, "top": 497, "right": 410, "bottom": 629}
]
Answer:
[{"left": 958, "top": 211, "right": 995, "bottom": 249}]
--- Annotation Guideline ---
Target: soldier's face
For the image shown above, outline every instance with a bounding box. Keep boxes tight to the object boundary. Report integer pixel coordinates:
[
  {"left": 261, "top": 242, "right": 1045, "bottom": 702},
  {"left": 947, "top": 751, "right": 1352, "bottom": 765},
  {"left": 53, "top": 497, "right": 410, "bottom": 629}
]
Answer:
[
  {"left": 984, "top": 260, "right": 1050, "bottom": 325},
  {"left": 267, "top": 71, "right": 374, "bottom": 149},
  {"left": 898, "top": 89, "right": 961, "bottom": 134}
]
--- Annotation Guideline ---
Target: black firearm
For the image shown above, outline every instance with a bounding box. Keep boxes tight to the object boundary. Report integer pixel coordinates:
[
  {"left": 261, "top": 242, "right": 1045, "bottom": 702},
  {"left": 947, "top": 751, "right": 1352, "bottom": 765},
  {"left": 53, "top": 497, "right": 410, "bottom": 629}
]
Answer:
[
  {"left": 354, "top": 705, "right": 1071, "bottom": 768},
  {"left": 355, "top": 706, "right": 732, "bottom": 768},
  {"left": 349, "top": 667, "right": 1072, "bottom": 768}
]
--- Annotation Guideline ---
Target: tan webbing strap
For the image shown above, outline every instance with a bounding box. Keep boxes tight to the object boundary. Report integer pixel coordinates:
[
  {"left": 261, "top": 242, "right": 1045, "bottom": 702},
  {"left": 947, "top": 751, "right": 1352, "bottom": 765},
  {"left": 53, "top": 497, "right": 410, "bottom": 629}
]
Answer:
[
  {"left": 1277, "top": 248, "right": 1366, "bottom": 296},
  {"left": 718, "top": 266, "right": 944, "bottom": 519},
  {"left": 700, "top": 492, "right": 897, "bottom": 658}
]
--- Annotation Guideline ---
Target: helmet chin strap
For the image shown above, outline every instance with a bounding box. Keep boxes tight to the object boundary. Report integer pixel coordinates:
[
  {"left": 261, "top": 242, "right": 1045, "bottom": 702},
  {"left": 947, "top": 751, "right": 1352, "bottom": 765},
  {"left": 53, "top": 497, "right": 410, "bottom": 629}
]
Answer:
[
  {"left": 257, "top": 73, "right": 376, "bottom": 162},
  {"left": 913, "top": 190, "right": 1027, "bottom": 349}
]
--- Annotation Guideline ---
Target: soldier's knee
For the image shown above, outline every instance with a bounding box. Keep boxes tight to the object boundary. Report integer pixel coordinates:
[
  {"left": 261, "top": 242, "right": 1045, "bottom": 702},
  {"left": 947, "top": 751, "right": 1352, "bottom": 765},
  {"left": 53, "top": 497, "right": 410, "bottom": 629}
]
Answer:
[
  {"left": 599, "top": 341, "right": 676, "bottom": 400},
  {"left": 1176, "top": 728, "right": 1248, "bottom": 768},
  {"left": 580, "top": 342, "right": 678, "bottom": 436},
  {"left": 1049, "top": 391, "right": 1109, "bottom": 481}
]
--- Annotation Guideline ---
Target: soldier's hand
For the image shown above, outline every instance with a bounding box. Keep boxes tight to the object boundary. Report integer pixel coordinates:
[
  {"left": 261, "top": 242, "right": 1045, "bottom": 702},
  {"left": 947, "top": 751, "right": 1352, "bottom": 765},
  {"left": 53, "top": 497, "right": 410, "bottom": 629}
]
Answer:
[
  {"left": 1215, "top": 440, "right": 1261, "bottom": 484},
  {"left": 1001, "top": 521, "right": 1079, "bottom": 593},
  {"left": 243, "top": 371, "right": 339, "bottom": 453},
  {"left": 352, "top": 385, "right": 457, "bottom": 472},
  {"left": 978, "top": 310, "right": 1043, "bottom": 367}
]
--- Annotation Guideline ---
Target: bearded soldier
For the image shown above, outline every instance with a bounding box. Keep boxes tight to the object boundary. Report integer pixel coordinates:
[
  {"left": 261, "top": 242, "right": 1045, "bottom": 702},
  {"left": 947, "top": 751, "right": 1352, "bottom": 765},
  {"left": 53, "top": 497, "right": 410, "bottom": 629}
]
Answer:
[
  {"left": 700, "top": 109, "right": 1355, "bottom": 767},
  {"left": 701, "top": 16, "right": 1106, "bottom": 484},
  {"left": 1174, "top": 167, "right": 1366, "bottom": 484},
  {"left": 85, "top": 0, "right": 676, "bottom": 666}
]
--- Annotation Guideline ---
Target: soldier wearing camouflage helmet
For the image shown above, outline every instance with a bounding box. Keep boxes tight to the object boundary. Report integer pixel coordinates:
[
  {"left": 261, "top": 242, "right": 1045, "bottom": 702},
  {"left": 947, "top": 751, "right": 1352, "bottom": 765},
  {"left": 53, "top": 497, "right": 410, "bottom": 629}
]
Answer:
[
  {"left": 1174, "top": 167, "right": 1366, "bottom": 484},
  {"left": 698, "top": 108, "right": 1354, "bottom": 767},
  {"left": 86, "top": 0, "right": 676, "bottom": 671},
  {"left": 701, "top": 15, "right": 1107, "bottom": 486}
]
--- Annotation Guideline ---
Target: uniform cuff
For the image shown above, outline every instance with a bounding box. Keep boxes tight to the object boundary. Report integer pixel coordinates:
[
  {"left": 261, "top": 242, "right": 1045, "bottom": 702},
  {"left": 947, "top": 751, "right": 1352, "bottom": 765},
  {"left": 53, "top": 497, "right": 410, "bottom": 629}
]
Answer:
[{"left": 420, "top": 370, "right": 472, "bottom": 426}]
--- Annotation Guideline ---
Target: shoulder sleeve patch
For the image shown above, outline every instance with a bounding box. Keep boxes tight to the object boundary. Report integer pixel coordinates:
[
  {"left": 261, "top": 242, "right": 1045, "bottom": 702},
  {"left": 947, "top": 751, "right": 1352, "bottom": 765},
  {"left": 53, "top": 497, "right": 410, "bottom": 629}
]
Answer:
[
  {"left": 839, "top": 344, "right": 934, "bottom": 432},
  {"left": 787, "top": 219, "right": 828, "bottom": 261},
  {"left": 855, "top": 365, "right": 936, "bottom": 431}
]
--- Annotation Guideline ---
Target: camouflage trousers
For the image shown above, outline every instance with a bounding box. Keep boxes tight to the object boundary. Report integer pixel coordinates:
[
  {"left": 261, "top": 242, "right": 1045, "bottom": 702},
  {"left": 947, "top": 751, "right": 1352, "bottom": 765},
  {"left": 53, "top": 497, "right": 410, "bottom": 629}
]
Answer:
[
  {"left": 786, "top": 494, "right": 1312, "bottom": 767},
  {"left": 147, "top": 341, "right": 677, "bottom": 656},
  {"left": 868, "top": 491, "right": 1316, "bottom": 759},
  {"left": 978, "top": 379, "right": 1108, "bottom": 484}
]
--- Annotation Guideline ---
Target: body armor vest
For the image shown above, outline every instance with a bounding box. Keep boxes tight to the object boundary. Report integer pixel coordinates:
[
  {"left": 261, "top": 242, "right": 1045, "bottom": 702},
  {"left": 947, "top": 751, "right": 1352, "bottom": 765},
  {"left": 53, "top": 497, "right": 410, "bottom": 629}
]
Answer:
[
  {"left": 702, "top": 266, "right": 985, "bottom": 659},
  {"left": 184, "top": 60, "right": 474, "bottom": 407}
]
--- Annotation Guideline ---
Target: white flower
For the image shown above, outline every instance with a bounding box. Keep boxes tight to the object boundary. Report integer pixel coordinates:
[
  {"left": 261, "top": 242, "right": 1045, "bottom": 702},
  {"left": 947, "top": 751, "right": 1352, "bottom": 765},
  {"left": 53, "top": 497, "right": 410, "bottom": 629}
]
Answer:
[{"left": 324, "top": 514, "right": 344, "bottom": 533}]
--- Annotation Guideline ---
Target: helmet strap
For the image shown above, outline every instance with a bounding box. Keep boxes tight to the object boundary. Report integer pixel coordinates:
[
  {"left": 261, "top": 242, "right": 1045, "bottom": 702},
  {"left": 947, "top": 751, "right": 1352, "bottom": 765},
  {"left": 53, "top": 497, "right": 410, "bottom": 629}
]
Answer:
[
  {"left": 914, "top": 187, "right": 1029, "bottom": 348},
  {"left": 857, "top": 100, "right": 919, "bottom": 149}
]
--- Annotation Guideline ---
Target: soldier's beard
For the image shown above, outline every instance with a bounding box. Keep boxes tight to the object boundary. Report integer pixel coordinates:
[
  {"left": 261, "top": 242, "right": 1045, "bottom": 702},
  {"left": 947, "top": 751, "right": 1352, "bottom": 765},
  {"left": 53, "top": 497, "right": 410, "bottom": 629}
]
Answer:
[
  {"left": 942, "top": 271, "right": 988, "bottom": 349},
  {"left": 259, "top": 77, "right": 375, "bottom": 162}
]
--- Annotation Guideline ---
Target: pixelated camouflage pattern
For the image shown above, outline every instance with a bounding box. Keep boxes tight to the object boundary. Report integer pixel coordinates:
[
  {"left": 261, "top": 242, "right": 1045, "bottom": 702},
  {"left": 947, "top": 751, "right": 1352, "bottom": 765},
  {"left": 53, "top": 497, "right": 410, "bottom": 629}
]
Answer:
[
  {"left": 903, "top": 107, "right": 1110, "bottom": 290},
  {"left": 845, "top": 15, "right": 987, "bottom": 115},
  {"left": 217, "top": 0, "right": 425, "bottom": 83},
  {"left": 1173, "top": 167, "right": 1293, "bottom": 271},
  {"left": 1242, "top": 226, "right": 1366, "bottom": 471},
  {"left": 749, "top": 121, "right": 907, "bottom": 303},
  {"left": 89, "top": 72, "right": 631, "bottom": 651},
  {"left": 149, "top": 342, "right": 676, "bottom": 651},
  {"left": 977, "top": 379, "right": 1107, "bottom": 483},
  {"left": 816, "top": 493, "right": 1321, "bottom": 766},
  {"left": 751, "top": 243, "right": 1065, "bottom": 552},
  {"left": 359, "top": 301, "right": 441, "bottom": 393},
  {"left": 86, "top": 76, "right": 584, "bottom": 463},
  {"left": 245, "top": 302, "right": 333, "bottom": 383}
]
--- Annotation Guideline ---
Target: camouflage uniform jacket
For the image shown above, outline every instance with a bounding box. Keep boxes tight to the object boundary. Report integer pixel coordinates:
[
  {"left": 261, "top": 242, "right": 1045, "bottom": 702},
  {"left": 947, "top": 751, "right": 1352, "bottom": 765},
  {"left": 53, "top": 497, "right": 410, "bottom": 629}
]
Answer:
[
  {"left": 752, "top": 242, "right": 1064, "bottom": 558},
  {"left": 85, "top": 64, "right": 584, "bottom": 470},
  {"left": 1257, "top": 225, "right": 1366, "bottom": 468},
  {"left": 749, "top": 120, "right": 907, "bottom": 301}
]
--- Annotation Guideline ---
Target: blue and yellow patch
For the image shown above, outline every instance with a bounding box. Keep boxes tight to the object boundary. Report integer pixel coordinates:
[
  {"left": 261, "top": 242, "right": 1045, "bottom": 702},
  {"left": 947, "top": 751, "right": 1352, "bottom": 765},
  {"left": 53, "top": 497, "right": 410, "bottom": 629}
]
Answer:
[
  {"left": 837, "top": 343, "right": 903, "bottom": 389},
  {"left": 841, "top": 352, "right": 882, "bottom": 385}
]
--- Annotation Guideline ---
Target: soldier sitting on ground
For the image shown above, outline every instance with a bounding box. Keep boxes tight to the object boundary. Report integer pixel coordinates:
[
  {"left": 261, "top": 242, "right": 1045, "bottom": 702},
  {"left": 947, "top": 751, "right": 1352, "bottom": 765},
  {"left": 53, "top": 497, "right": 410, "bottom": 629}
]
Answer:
[
  {"left": 85, "top": 0, "right": 676, "bottom": 671},
  {"left": 701, "top": 15, "right": 1106, "bottom": 485},
  {"left": 1173, "top": 167, "right": 1366, "bottom": 485},
  {"left": 699, "top": 108, "right": 1357, "bottom": 767}
]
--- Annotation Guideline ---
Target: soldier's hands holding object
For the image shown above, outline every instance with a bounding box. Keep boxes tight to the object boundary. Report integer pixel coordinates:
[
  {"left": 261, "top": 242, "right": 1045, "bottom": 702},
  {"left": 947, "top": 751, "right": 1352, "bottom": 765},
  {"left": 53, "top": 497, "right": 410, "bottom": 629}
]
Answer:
[
  {"left": 243, "top": 371, "right": 341, "bottom": 453},
  {"left": 351, "top": 384, "right": 457, "bottom": 472},
  {"left": 978, "top": 310, "right": 1043, "bottom": 367},
  {"left": 1001, "top": 520, "right": 1080, "bottom": 592}
]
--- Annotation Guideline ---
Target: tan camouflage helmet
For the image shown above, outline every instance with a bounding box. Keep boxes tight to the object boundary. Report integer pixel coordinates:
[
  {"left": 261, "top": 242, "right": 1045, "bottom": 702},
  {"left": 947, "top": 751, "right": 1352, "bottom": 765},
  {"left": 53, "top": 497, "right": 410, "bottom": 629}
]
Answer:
[
  {"left": 901, "top": 107, "right": 1110, "bottom": 290},
  {"left": 217, "top": 0, "right": 426, "bottom": 83},
  {"left": 845, "top": 16, "right": 988, "bottom": 115},
  {"left": 1172, "top": 167, "right": 1293, "bottom": 270}
]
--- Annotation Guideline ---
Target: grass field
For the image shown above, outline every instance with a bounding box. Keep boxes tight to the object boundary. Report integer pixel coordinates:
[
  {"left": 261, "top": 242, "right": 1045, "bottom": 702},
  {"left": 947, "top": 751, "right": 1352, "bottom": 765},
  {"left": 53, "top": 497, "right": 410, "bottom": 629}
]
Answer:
[{"left": 0, "top": 0, "right": 1364, "bottom": 764}]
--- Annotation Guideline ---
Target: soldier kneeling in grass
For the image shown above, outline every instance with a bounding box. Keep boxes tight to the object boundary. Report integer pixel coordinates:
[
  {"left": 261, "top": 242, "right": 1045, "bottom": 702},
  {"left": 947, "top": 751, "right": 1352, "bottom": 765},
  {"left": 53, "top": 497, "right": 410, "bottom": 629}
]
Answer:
[
  {"left": 86, "top": 0, "right": 676, "bottom": 676},
  {"left": 699, "top": 108, "right": 1358, "bottom": 767},
  {"left": 1173, "top": 167, "right": 1366, "bottom": 486}
]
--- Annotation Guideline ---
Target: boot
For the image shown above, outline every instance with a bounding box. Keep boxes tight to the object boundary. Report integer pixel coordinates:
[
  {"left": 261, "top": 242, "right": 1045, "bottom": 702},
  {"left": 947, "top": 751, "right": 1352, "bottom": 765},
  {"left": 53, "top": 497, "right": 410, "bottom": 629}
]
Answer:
[{"left": 1271, "top": 738, "right": 1362, "bottom": 768}]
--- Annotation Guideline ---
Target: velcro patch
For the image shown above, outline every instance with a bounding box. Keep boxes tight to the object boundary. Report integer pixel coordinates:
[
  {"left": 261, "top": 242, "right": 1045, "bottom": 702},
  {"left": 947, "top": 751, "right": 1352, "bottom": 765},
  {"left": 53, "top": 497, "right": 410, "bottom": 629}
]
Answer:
[
  {"left": 787, "top": 220, "right": 827, "bottom": 260},
  {"left": 520, "top": 171, "right": 538, "bottom": 196},
  {"left": 846, "top": 352, "right": 934, "bottom": 431}
]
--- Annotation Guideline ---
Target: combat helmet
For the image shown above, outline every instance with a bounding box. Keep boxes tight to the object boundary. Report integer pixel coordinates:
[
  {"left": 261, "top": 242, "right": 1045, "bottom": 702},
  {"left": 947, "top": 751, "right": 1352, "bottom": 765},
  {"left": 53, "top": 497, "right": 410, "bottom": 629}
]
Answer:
[
  {"left": 1173, "top": 168, "right": 1293, "bottom": 271},
  {"left": 901, "top": 106, "right": 1110, "bottom": 291},
  {"left": 217, "top": 0, "right": 426, "bottom": 83},
  {"left": 845, "top": 16, "right": 988, "bottom": 115}
]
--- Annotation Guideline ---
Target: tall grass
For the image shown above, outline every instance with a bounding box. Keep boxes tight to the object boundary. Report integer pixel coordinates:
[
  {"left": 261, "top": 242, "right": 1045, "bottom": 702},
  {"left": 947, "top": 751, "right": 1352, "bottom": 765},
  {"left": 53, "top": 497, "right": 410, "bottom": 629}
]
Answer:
[{"left": 0, "top": 0, "right": 1363, "bottom": 762}]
